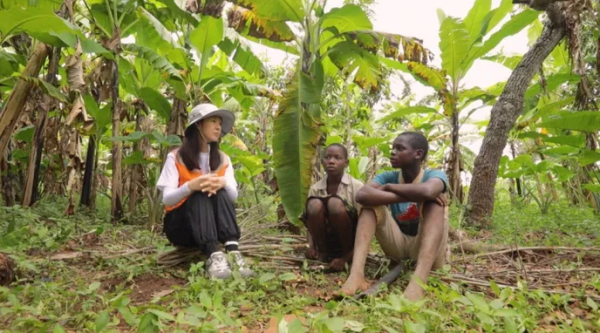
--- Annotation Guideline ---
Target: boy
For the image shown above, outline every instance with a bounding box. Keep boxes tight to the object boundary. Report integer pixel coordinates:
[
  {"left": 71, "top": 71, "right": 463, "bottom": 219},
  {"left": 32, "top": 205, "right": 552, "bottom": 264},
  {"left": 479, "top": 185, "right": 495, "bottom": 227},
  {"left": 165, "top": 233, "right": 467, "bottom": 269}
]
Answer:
[
  {"left": 340, "top": 132, "right": 448, "bottom": 300},
  {"left": 302, "top": 144, "right": 364, "bottom": 271}
]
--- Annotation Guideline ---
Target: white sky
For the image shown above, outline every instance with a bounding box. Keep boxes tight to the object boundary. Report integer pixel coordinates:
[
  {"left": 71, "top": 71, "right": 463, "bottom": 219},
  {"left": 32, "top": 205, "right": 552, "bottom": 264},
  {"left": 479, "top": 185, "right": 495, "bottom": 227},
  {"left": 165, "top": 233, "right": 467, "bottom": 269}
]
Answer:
[{"left": 249, "top": 0, "right": 535, "bottom": 159}]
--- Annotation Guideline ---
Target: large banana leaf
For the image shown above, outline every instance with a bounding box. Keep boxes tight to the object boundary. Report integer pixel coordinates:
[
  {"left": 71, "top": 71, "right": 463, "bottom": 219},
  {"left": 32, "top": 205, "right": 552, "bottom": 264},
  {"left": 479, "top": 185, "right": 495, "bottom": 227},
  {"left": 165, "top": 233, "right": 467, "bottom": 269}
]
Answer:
[
  {"left": 320, "top": 4, "right": 372, "bottom": 33},
  {"left": 0, "top": 0, "right": 62, "bottom": 10},
  {"left": 327, "top": 41, "right": 381, "bottom": 91},
  {"left": 156, "top": 0, "right": 199, "bottom": 24},
  {"left": 439, "top": 17, "right": 470, "bottom": 84},
  {"left": 539, "top": 111, "right": 600, "bottom": 132},
  {"left": 190, "top": 15, "right": 224, "bottom": 81},
  {"left": 273, "top": 65, "right": 323, "bottom": 226},
  {"left": 464, "top": 9, "right": 539, "bottom": 69},
  {"left": 462, "top": 0, "right": 491, "bottom": 44},
  {"left": 0, "top": 5, "right": 79, "bottom": 45},
  {"left": 525, "top": 73, "right": 580, "bottom": 99},
  {"left": 343, "top": 30, "right": 431, "bottom": 64},
  {"left": 229, "top": 0, "right": 304, "bottom": 22},
  {"left": 123, "top": 44, "right": 184, "bottom": 81},
  {"left": 227, "top": 6, "right": 295, "bottom": 42},
  {"left": 218, "top": 38, "right": 265, "bottom": 76}
]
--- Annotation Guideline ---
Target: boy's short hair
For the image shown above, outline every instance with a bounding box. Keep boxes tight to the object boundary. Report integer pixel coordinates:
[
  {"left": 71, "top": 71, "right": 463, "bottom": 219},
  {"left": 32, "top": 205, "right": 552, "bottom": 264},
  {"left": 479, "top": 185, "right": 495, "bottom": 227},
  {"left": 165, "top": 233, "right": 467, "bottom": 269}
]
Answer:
[
  {"left": 398, "top": 132, "right": 429, "bottom": 160},
  {"left": 325, "top": 143, "right": 348, "bottom": 159}
]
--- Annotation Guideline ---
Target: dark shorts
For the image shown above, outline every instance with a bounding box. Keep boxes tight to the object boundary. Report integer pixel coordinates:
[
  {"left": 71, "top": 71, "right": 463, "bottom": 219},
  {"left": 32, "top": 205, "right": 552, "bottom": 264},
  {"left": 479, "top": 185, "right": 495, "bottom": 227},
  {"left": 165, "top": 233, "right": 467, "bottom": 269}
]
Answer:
[{"left": 299, "top": 195, "right": 359, "bottom": 259}]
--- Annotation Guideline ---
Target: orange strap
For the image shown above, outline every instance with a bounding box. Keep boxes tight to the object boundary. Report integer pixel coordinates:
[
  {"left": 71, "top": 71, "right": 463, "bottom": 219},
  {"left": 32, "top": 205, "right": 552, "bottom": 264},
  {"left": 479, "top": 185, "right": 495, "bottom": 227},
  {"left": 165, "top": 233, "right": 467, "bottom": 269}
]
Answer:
[{"left": 164, "top": 151, "right": 228, "bottom": 212}]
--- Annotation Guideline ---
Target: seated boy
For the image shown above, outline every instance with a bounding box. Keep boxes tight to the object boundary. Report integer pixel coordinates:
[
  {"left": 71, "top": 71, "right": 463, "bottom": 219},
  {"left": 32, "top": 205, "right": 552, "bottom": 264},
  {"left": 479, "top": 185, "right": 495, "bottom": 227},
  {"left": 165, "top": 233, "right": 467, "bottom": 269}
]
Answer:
[
  {"left": 340, "top": 132, "right": 448, "bottom": 300},
  {"left": 301, "top": 143, "right": 364, "bottom": 271}
]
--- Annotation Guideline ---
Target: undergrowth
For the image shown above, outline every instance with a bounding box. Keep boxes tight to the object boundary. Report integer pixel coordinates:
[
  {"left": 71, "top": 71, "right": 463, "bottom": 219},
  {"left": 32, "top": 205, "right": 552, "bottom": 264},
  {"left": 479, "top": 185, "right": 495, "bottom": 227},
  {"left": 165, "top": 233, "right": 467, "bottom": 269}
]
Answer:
[{"left": 1, "top": 195, "right": 599, "bottom": 332}]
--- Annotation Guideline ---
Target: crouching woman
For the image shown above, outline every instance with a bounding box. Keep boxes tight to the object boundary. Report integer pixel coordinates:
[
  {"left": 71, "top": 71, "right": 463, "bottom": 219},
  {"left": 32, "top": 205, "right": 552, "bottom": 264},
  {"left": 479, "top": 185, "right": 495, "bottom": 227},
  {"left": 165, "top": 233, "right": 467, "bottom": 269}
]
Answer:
[{"left": 156, "top": 103, "right": 253, "bottom": 279}]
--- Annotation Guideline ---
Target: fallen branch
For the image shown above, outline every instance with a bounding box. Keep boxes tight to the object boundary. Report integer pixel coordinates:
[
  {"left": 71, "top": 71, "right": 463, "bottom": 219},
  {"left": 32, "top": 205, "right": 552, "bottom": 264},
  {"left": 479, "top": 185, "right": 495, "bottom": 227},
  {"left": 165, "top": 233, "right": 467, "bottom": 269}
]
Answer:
[
  {"left": 453, "top": 246, "right": 600, "bottom": 262},
  {"left": 355, "top": 261, "right": 406, "bottom": 299},
  {"left": 102, "top": 246, "right": 156, "bottom": 259}
]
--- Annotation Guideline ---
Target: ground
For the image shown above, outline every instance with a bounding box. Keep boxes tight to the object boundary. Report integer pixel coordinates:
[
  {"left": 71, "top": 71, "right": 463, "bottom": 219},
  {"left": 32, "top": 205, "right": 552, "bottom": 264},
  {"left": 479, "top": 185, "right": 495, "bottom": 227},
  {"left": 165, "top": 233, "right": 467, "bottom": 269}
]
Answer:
[{"left": 1, "top": 195, "right": 600, "bottom": 332}]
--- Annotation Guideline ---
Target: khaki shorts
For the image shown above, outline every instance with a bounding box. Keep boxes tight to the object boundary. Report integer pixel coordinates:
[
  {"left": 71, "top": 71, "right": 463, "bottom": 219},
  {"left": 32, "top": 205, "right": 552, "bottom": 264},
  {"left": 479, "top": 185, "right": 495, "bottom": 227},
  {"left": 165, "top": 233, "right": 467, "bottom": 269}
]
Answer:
[{"left": 370, "top": 205, "right": 449, "bottom": 269}]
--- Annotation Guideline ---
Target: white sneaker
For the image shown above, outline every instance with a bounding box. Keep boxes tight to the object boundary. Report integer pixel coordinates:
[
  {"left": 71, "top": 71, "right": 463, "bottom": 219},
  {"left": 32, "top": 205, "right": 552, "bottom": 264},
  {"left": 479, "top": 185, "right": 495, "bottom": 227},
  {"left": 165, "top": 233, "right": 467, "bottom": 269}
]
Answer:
[
  {"left": 206, "top": 252, "right": 232, "bottom": 279},
  {"left": 230, "top": 251, "right": 254, "bottom": 278}
]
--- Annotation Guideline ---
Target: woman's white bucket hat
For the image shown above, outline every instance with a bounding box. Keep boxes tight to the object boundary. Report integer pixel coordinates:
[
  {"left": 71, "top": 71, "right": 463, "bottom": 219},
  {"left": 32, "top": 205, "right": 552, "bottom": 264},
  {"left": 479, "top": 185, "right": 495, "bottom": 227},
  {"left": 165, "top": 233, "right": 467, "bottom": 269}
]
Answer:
[{"left": 187, "top": 103, "right": 235, "bottom": 137}]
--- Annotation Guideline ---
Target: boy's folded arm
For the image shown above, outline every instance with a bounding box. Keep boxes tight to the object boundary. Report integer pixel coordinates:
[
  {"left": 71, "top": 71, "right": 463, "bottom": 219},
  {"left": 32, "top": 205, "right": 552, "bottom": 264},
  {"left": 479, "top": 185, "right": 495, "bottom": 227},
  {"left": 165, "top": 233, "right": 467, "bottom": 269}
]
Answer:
[
  {"left": 383, "top": 178, "right": 445, "bottom": 202},
  {"left": 355, "top": 182, "right": 409, "bottom": 206}
]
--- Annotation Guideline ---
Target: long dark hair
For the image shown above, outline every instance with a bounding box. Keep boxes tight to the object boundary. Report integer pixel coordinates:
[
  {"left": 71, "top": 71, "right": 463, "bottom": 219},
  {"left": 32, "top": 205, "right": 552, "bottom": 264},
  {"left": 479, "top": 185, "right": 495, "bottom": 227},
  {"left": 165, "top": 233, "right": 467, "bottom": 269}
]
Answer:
[{"left": 179, "top": 121, "right": 221, "bottom": 171}]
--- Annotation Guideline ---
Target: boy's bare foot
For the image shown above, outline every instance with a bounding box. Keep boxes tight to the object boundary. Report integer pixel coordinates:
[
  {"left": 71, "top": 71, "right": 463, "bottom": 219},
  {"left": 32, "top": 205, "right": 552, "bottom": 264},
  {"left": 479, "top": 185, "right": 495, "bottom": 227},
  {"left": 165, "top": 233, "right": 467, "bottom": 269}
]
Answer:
[
  {"left": 329, "top": 258, "right": 347, "bottom": 271},
  {"left": 305, "top": 247, "right": 318, "bottom": 260},
  {"left": 339, "top": 275, "right": 370, "bottom": 296},
  {"left": 403, "top": 282, "right": 425, "bottom": 301},
  {"left": 305, "top": 247, "right": 328, "bottom": 262}
]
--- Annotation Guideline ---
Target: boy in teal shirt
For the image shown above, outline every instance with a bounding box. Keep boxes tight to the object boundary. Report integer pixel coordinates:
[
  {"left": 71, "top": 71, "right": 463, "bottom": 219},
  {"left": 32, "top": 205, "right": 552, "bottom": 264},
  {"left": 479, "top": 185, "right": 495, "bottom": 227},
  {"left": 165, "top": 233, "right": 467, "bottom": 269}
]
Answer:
[{"left": 340, "top": 132, "right": 449, "bottom": 301}]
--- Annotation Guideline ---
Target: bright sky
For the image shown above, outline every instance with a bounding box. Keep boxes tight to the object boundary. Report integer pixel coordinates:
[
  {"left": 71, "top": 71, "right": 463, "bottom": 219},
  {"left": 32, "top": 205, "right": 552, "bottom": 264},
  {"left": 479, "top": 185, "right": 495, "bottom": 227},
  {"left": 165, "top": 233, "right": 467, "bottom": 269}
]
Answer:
[{"left": 249, "top": 0, "right": 534, "bottom": 159}]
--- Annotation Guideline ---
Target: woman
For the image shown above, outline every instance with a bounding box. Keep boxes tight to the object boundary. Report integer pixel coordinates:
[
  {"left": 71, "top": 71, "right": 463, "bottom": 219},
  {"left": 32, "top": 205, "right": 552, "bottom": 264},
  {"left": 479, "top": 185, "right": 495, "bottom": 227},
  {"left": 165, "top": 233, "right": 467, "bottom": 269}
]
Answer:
[{"left": 156, "top": 103, "right": 253, "bottom": 279}]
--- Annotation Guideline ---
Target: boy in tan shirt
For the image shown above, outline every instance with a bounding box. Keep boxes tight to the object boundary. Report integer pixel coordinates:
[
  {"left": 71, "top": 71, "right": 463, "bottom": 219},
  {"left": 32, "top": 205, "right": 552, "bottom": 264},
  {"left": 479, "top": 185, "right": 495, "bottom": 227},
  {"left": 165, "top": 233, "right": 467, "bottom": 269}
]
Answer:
[{"left": 301, "top": 144, "right": 364, "bottom": 271}]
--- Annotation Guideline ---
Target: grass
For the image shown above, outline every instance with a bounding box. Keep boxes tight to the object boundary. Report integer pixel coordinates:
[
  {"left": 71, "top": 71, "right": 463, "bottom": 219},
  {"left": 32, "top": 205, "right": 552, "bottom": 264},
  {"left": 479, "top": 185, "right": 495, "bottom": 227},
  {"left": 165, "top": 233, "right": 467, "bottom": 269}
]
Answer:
[{"left": 1, "top": 194, "right": 600, "bottom": 333}]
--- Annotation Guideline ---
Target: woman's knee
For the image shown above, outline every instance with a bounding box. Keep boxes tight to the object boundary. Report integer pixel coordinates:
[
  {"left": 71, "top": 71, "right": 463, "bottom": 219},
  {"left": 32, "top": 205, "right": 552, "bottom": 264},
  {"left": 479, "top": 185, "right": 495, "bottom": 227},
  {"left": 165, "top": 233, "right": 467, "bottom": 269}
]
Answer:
[{"left": 306, "top": 198, "right": 325, "bottom": 217}]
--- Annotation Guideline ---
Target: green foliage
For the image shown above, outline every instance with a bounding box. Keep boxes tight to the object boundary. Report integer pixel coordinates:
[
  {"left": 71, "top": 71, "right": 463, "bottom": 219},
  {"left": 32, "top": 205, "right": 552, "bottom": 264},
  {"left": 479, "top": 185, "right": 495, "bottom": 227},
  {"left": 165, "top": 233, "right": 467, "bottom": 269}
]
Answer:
[{"left": 1, "top": 197, "right": 600, "bottom": 331}]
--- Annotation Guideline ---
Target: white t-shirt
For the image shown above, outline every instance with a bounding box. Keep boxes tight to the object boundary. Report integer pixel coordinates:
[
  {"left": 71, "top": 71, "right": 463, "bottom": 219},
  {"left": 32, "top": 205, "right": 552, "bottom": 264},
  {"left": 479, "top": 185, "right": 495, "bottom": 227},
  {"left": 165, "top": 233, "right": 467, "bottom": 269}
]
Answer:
[{"left": 156, "top": 150, "right": 238, "bottom": 206}]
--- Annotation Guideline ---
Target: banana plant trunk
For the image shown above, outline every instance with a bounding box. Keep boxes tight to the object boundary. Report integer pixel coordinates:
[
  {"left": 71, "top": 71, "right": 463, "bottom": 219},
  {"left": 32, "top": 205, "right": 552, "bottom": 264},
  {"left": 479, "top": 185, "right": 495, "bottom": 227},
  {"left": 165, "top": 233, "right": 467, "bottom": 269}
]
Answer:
[
  {"left": 80, "top": 136, "right": 96, "bottom": 207},
  {"left": 128, "top": 108, "right": 145, "bottom": 214},
  {"left": 466, "top": 5, "right": 566, "bottom": 228},
  {"left": 0, "top": 144, "right": 16, "bottom": 206},
  {"left": 447, "top": 111, "right": 463, "bottom": 202},
  {"left": 110, "top": 59, "right": 124, "bottom": 223},
  {"left": 22, "top": 47, "right": 62, "bottom": 207},
  {"left": 0, "top": 42, "right": 49, "bottom": 159}
]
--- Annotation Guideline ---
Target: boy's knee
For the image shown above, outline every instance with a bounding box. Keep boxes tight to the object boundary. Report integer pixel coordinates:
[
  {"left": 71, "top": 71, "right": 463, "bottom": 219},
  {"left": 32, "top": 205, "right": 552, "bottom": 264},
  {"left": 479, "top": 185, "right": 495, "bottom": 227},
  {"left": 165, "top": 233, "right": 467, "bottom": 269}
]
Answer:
[
  {"left": 326, "top": 197, "right": 346, "bottom": 217},
  {"left": 306, "top": 198, "right": 325, "bottom": 216},
  {"left": 422, "top": 202, "right": 444, "bottom": 226}
]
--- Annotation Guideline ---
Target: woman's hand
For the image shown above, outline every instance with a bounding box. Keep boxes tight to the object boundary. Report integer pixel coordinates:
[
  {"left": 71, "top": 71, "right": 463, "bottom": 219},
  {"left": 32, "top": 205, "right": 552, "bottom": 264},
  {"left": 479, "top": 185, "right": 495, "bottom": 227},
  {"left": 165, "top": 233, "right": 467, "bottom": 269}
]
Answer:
[
  {"left": 201, "top": 176, "right": 227, "bottom": 197},
  {"left": 187, "top": 174, "right": 217, "bottom": 192}
]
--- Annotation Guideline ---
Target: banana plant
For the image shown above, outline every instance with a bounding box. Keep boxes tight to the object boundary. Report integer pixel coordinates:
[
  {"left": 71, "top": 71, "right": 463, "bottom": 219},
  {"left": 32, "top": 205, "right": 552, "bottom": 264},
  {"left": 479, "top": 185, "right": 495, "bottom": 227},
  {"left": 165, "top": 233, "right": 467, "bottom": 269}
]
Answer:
[
  {"left": 226, "top": 0, "right": 432, "bottom": 226},
  {"left": 382, "top": 0, "right": 540, "bottom": 202}
]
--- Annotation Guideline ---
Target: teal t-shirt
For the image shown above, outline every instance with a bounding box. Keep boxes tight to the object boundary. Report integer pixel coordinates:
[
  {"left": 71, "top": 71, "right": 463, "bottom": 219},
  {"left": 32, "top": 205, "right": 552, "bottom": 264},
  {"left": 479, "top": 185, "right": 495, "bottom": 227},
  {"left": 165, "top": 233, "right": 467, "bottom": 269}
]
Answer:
[{"left": 373, "top": 169, "right": 448, "bottom": 236}]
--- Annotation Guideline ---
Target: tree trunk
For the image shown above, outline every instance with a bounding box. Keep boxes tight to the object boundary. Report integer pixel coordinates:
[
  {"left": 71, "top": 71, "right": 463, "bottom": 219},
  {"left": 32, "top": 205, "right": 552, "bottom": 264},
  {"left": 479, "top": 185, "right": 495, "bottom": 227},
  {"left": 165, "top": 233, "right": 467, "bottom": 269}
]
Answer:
[
  {"left": 0, "top": 42, "right": 49, "bottom": 159},
  {"left": 128, "top": 109, "right": 144, "bottom": 214},
  {"left": 509, "top": 141, "right": 522, "bottom": 197},
  {"left": 80, "top": 136, "right": 96, "bottom": 207},
  {"left": 466, "top": 5, "right": 566, "bottom": 228},
  {"left": 167, "top": 97, "right": 187, "bottom": 137},
  {"left": 447, "top": 111, "right": 463, "bottom": 202},
  {"left": 110, "top": 60, "right": 124, "bottom": 223},
  {"left": 0, "top": 143, "right": 16, "bottom": 206},
  {"left": 90, "top": 139, "right": 100, "bottom": 211},
  {"left": 22, "top": 47, "right": 62, "bottom": 207}
]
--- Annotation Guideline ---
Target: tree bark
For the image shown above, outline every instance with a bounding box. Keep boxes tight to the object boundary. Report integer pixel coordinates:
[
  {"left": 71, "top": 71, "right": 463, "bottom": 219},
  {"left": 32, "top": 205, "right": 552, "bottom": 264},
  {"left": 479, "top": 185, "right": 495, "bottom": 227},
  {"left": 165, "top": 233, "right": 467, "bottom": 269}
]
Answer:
[
  {"left": 0, "top": 143, "right": 16, "bottom": 206},
  {"left": 22, "top": 47, "right": 62, "bottom": 207},
  {"left": 110, "top": 60, "right": 124, "bottom": 223},
  {"left": 80, "top": 136, "right": 96, "bottom": 207},
  {"left": 167, "top": 97, "right": 187, "bottom": 137},
  {"left": 448, "top": 111, "right": 463, "bottom": 202},
  {"left": 466, "top": 5, "right": 566, "bottom": 228},
  {"left": 0, "top": 42, "right": 49, "bottom": 159},
  {"left": 128, "top": 108, "right": 145, "bottom": 214}
]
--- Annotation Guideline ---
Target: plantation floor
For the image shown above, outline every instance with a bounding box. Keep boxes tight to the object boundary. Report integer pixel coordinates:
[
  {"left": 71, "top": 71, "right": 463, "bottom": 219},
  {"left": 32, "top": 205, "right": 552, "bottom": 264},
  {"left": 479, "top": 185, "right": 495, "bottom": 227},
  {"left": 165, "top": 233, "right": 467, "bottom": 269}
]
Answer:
[{"left": 2, "top": 199, "right": 600, "bottom": 332}]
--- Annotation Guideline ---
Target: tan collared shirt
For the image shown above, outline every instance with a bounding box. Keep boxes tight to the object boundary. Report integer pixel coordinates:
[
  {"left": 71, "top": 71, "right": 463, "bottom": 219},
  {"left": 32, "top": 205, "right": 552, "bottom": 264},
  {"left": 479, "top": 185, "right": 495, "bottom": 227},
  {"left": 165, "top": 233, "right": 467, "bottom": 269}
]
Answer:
[{"left": 308, "top": 173, "right": 364, "bottom": 211}]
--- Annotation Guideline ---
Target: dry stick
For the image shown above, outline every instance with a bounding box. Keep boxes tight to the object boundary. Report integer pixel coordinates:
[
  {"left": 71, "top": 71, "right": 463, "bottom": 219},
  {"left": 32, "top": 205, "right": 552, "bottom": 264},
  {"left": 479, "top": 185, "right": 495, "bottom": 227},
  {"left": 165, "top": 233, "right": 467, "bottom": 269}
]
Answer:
[
  {"left": 100, "top": 246, "right": 157, "bottom": 260},
  {"left": 261, "top": 236, "right": 303, "bottom": 243},
  {"left": 475, "top": 267, "right": 600, "bottom": 276},
  {"left": 355, "top": 261, "right": 407, "bottom": 299},
  {"left": 438, "top": 274, "right": 600, "bottom": 302},
  {"left": 239, "top": 243, "right": 307, "bottom": 251},
  {"left": 454, "top": 246, "right": 600, "bottom": 262}
]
